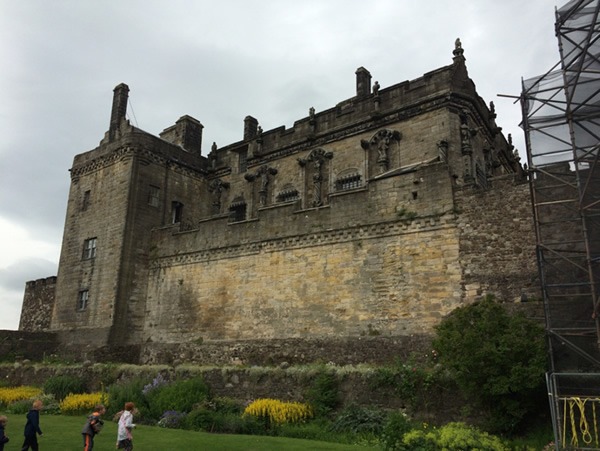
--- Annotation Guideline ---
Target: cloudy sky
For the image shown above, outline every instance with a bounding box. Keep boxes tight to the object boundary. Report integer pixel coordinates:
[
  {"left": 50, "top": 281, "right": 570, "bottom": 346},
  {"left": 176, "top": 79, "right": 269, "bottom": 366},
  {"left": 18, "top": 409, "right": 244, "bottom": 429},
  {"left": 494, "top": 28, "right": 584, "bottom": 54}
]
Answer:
[{"left": 0, "top": 1, "right": 560, "bottom": 330}]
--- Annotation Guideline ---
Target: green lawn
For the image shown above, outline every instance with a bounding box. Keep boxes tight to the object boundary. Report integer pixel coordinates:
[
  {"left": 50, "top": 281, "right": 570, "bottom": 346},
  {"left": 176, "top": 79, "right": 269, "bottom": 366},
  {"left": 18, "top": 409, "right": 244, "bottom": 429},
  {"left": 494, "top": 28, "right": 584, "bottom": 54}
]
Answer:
[{"left": 2, "top": 412, "right": 378, "bottom": 450}]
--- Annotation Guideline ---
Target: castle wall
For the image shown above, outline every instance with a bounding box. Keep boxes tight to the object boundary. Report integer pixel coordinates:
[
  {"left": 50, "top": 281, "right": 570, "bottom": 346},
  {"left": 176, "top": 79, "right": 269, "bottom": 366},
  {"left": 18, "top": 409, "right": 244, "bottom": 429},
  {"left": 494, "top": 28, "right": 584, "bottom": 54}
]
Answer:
[
  {"left": 456, "top": 176, "right": 540, "bottom": 302},
  {"left": 19, "top": 277, "right": 56, "bottom": 332},
  {"left": 144, "top": 219, "right": 462, "bottom": 343}
]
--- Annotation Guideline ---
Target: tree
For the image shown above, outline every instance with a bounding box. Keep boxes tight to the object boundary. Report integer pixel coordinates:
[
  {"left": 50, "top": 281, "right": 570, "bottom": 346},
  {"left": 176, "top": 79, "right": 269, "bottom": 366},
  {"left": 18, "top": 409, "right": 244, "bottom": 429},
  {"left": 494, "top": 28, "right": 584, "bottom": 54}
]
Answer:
[{"left": 432, "top": 296, "right": 548, "bottom": 433}]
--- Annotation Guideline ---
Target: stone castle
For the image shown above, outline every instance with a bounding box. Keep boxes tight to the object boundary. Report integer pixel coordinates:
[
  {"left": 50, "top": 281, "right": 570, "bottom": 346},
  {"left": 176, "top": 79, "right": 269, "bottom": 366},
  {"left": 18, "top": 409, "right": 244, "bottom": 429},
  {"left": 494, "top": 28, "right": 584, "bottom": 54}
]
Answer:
[{"left": 18, "top": 42, "right": 540, "bottom": 364}]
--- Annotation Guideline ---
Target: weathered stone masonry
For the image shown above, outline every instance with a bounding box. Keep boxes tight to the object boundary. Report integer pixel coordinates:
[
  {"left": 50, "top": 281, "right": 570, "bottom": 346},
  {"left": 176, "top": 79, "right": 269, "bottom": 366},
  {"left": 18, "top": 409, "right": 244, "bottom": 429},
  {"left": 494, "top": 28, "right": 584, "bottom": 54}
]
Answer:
[{"left": 18, "top": 43, "right": 541, "bottom": 364}]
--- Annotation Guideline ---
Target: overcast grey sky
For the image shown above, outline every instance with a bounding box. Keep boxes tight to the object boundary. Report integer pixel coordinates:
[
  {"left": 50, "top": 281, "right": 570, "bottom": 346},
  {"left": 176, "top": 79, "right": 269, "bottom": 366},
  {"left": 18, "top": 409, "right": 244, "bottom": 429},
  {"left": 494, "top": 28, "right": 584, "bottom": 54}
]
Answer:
[{"left": 0, "top": 1, "right": 559, "bottom": 330}]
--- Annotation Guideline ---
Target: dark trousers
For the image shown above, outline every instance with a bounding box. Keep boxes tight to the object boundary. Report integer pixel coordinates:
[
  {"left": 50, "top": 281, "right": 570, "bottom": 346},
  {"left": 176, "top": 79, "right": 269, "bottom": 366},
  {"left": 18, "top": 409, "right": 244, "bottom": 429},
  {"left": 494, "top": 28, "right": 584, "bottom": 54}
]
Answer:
[
  {"left": 83, "top": 433, "right": 95, "bottom": 451},
  {"left": 21, "top": 435, "right": 39, "bottom": 451},
  {"left": 117, "top": 438, "right": 133, "bottom": 450}
]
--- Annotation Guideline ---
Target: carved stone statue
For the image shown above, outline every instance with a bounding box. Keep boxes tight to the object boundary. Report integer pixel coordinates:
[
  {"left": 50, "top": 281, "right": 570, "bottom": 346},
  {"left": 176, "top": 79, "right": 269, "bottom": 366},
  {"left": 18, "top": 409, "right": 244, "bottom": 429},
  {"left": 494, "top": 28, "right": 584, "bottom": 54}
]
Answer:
[
  {"left": 361, "top": 129, "right": 402, "bottom": 174},
  {"left": 245, "top": 165, "right": 277, "bottom": 206},
  {"left": 298, "top": 148, "right": 333, "bottom": 207},
  {"left": 208, "top": 178, "right": 230, "bottom": 213}
]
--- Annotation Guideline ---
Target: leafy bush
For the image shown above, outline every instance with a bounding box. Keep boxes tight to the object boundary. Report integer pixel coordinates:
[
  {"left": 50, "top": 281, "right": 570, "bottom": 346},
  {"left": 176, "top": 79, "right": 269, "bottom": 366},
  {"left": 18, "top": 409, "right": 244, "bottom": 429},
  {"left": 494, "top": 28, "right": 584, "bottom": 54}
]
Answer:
[
  {"left": 158, "top": 410, "right": 187, "bottom": 428},
  {"left": 304, "top": 370, "right": 339, "bottom": 418},
  {"left": 380, "top": 411, "right": 413, "bottom": 450},
  {"left": 432, "top": 296, "right": 547, "bottom": 434},
  {"left": 403, "top": 422, "right": 510, "bottom": 450},
  {"left": 4, "top": 393, "right": 58, "bottom": 415},
  {"left": 5, "top": 398, "right": 37, "bottom": 414},
  {"left": 243, "top": 398, "right": 314, "bottom": 428},
  {"left": 329, "top": 404, "right": 387, "bottom": 435},
  {"left": 142, "top": 373, "right": 168, "bottom": 395},
  {"left": 107, "top": 376, "right": 151, "bottom": 421},
  {"left": 196, "top": 396, "right": 243, "bottom": 415},
  {"left": 371, "top": 359, "right": 445, "bottom": 410},
  {"left": 60, "top": 392, "right": 108, "bottom": 415},
  {"left": 43, "top": 375, "right": 87, "bottom": 401},
  {"left": 146, "top": 376, "right": 210, "bottom": 419},
  {"left": 183, "top": 408, "right": 262, "bottom": 434}
]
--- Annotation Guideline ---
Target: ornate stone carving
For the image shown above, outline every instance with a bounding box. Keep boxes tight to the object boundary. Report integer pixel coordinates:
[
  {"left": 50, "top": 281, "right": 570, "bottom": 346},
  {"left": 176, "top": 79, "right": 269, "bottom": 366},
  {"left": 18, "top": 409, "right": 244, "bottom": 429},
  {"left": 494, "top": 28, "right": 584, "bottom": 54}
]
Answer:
[
  {"left": 245, "top": 165, "right": 278, "bottom": 206},
  {"left": 298, "top": 148, "right": 333, "bottom": 207},
  {"left": 208, "top": 178, "right": 230, "bottom": 213},
  {"left": 361, "top": 129, "right": 402, "bottom": 174}
]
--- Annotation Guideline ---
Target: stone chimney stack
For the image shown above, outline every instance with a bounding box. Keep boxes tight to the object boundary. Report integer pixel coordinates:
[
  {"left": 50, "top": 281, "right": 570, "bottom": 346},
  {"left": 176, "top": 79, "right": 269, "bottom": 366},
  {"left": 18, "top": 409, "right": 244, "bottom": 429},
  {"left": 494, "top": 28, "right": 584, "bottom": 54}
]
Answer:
[
  {"left": 244, "top": 115, "right": 258, "bottom": 141},
  {"left": 355, "top": 67, "right": 372, "bottom": 98},
  {"left": 109, "top": 83, "right": 129, "bottom": 139}
]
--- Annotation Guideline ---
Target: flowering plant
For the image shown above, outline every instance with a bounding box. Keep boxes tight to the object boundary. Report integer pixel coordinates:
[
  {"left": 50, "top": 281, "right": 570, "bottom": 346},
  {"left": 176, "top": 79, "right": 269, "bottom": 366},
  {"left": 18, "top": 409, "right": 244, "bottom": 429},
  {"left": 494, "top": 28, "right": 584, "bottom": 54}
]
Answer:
[
  {"left": 157, "top": 410, "right": 187, "bottom": 428},
  {"left": 142, "top": 373, "right": 168, "bottom": 395}
]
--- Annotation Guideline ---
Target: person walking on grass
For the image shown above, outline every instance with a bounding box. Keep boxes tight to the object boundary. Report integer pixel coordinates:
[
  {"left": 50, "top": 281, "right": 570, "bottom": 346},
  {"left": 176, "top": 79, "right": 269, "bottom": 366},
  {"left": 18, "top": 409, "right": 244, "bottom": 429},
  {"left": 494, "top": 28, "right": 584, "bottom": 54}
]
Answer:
[
  {"left": 116, "top": 402, "right": 136, "bottom": 451},
  {"left": 21, "top": 399, "right": 43, "bottom": 451},
  {"left": 81, "top": 404, "right": 105, "bottom": 451},
  {"left": 0, "top": 415, "right": 9, "bottom": 451}
]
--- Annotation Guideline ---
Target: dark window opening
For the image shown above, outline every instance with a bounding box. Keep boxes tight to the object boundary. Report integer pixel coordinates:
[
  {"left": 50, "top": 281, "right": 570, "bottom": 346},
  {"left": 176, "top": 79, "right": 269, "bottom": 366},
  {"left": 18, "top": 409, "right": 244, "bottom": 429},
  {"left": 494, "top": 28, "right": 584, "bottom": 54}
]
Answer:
[
  {"left": 476, "top": 163, "right": 488, "bottom": 189},
  {"left": 336, "top": 173, "right": 362, "bottom": 191},
  {"left": 148, "top": 185, "right": 160, "bottom": 207},
  {"left": 172, "top": 201, "right": 184, "bottom": 224},
  {"left": 78, "top": 290, "right": 89, "bottom": 311},
  {"left": 276, "top": 188, "right": 300, "bottom": 203},
  {"left": 229, "top": 201, "right": 247, "bottom": 223},
  {"left": 239, "top": 150, "right": 248, "bottom": 173},
  {"left": 82, "top": 190, "right": 91, "bottom": 211},
  {"left": 82, "top": 238, "right": 97, "bottom": 260}
]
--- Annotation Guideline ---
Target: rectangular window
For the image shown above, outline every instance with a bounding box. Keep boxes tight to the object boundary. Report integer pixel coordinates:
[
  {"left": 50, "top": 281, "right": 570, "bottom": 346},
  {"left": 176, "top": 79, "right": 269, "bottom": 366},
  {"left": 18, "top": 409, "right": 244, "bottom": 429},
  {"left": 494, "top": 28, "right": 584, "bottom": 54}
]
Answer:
[
  {"left": 172, "top": 201, "right": 183, "bottom": 224},
  {"left": 239, "top": 150, "right": 248, "bottom": 173},
  {"left": 78, "top": 290, "right": 89, "bottom": 311},
  {"left": 82, "top": 190, "right": 91, "bottom": 211},
  {"left": 276, "top": 189, "right": 300, "bottom": 203},
  {"left": 148, "top": 185, "right": 160, "bottom": 207},
  {"left": 336, "top": 173, "right": 362, "bottom": 191},
  {"left": 229, "top": 203, "right": 247, "bottom": 223},
  {"left": 82, "top": 238, "right": 97, "bottom": 260}
]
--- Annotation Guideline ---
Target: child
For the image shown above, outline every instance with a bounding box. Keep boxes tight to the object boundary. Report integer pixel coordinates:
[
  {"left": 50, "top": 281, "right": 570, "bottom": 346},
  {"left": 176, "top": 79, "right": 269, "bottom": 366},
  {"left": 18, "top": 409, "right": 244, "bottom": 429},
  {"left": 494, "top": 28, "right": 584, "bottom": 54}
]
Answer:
[
  {"left": 81, "top": 404, "right": 106, "bottom": 451},
  {"left": 116, "top": 402, "right": 136, "bottom": 451},
  {"left": 0, "top": 415, "right": 8, "bottom": 451},
  {"left": 21, "top": 399, "right": 43, "bottom": 451}
]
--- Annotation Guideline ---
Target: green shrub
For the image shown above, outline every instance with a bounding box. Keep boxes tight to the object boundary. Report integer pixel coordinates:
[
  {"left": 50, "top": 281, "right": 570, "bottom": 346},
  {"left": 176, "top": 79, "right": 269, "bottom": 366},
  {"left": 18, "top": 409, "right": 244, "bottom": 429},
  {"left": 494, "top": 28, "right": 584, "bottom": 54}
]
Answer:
[
  {"left": 403, "top": 422, "right": 510, "bottom": 450},
  {"left": 146, "top": 376, "right": 210, "bottom": 419},
  {"left": 157, "top": 410, "right": 187, "bottom": 428},
  {"left": 432, "top": 295, "right": 548, "bottom": 434},
  {"left": 184, "top": 408, "right": 262, "bottom": 435},
  {"left": 380, "top": 411, "right": 413, "bottom": 450},
  {"left": 277, "top": 420, "right": 350, "bottom": 442},
  {"left": 371, "top": 359, "right": 447, "bottom": 411},
  {"left": 5, "top": 398, "right": 36, "bottom": 414},
  {"left": 304, "top": 370, "right": 339, "bottom": 418},
  {"left": 107, "top": 376, "right": 151, "bottom": 421},
  {"left": 43, "top": 375, "right": 87, "bottom": 401},
  {"left": 329, "top": 404, "right": 386, "bottom": 435},
  {"left": 197, "top": 396, "right": 242, "bottom": 415}
]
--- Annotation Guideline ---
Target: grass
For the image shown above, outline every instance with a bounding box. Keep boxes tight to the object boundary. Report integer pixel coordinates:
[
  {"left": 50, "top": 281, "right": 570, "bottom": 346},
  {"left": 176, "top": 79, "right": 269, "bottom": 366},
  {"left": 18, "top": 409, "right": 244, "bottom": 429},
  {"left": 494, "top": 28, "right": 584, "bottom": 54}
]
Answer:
[{"left": 2, "top": 412, "right": 378, "bottom": 450}]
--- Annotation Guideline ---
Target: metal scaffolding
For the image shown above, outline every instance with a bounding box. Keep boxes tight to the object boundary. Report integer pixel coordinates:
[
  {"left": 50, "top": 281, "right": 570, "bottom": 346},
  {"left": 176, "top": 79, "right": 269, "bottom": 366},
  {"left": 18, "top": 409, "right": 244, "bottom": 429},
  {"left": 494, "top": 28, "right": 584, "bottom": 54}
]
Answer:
[{"left": 521, "top": 0, "right": 600, "bottom": 448}]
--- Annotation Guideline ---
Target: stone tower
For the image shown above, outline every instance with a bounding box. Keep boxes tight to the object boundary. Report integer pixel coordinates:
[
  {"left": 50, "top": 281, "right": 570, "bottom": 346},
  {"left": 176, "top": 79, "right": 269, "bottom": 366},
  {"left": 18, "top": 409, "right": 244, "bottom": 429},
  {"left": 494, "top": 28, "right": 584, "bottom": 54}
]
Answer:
[{"left": 50, "top": 84, "right": 206, "bottom": 346}]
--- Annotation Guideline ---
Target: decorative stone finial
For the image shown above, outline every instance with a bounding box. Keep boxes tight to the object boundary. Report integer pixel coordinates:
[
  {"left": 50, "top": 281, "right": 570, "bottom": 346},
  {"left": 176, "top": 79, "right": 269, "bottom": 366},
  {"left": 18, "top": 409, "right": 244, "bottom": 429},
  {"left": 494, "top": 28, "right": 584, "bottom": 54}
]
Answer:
[{"left": 453, "top": 38, "right": 464, "bottom": 59}]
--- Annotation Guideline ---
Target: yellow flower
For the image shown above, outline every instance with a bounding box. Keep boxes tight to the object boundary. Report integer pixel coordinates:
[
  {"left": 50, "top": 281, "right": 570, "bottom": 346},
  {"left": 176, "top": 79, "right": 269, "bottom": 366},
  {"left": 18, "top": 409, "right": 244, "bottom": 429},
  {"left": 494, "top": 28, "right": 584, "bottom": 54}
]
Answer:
[
  {"left": 60, "top": 392, "right": 108, "bottom": 415},
  {"left": 243, "top": 398, "right": 313, "bottom": 425},
  {"left": 0, "top": 386, "right": 42, "bottom": 405}
]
